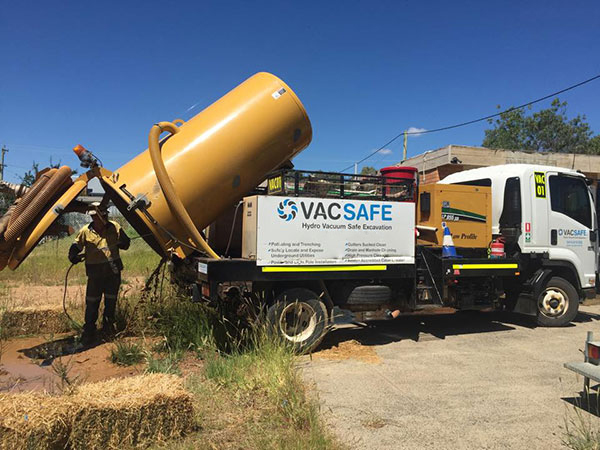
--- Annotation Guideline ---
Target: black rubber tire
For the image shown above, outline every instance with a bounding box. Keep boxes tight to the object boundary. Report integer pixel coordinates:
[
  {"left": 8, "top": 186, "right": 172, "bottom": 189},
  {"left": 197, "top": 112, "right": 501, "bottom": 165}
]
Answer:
[
  {"left": 266, "top": 288, "right": 328, "bottom": 353},
  {"left": 347, "top": 285, "right": 392, "bottom": 305},
  {"left": 536, "top": 276, "right": 579, "bottom": 327}
]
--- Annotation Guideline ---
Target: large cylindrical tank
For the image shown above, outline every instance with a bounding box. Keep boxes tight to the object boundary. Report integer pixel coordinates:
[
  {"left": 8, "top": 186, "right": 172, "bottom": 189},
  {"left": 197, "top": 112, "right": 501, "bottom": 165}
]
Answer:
[{"left": 102, "top": 72, "right": 312, "bottom": 257}]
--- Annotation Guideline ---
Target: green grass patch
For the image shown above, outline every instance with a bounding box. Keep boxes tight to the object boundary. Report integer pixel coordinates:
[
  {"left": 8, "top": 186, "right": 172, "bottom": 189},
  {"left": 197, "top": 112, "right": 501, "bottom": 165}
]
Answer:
[
  {"left": 110, "top": 340, "right": 145, "bottom": 366},
  {"left": 0, "top": 225, "right": 160, "bottom": 286},
  {"left": 563, "top": 400, "right": 600, "bottom": 449},
  {"left": 156, "top": 327, "right": 337, "bottom": 450},
  {"left": 145, "top": 350, "right": 182, "bottom": 375}
]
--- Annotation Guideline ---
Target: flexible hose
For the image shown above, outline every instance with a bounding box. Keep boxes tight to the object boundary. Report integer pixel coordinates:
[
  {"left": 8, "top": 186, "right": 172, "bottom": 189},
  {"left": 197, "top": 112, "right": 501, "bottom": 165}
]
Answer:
[
  {"left": 4, "top": 166, "right": 72, "bottom": 243},
  {"left": 148, "top": 122, "right": 220, "bottom": 259},
  {"left": 225, "top": 201, "right": 243, "bottom": 256},
  {"left": 7, "top": 169, "right": 56, "bottom": 228},
  {"left": 62, "top": 262, "right": 81, "bottom": 329}
]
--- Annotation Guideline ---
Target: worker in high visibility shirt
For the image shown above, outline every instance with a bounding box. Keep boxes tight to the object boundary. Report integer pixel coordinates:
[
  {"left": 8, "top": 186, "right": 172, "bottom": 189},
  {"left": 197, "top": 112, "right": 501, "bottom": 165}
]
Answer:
[{"left": 68, "top": 202, "right": 130, "bottom": 345}]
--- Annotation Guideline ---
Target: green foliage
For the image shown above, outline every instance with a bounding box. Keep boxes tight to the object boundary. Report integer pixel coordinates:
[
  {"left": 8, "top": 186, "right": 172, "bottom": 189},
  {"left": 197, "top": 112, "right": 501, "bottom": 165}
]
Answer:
[
  {"left": 110, "top": 340, "right": 144, "bottom": 366},
  {"left": 0, "top": 193, "right": 15, "bottom": 216},
  {"left": 145, "top": 351, "right": 182, "bottom": 375},
  {"left": 181, "top": 326, "right": 337, "bottom": 450},
  {"left": 145, "top": 296, "right": 217, "bottom": 354},
  {"left": 19, "top": 158, "right": 76, "bottom": 187},
  {"left": 0, "top": 224, "right": 160, "bottom": 286},
  {"left": 483, "top": 99, "right": 599, "bottom": 154},
  {"left": 563, "top": 405, "right": 600, "bottom": 449},
  {"left": 360, "top": 166, "right": 378, "bottom": 176}
]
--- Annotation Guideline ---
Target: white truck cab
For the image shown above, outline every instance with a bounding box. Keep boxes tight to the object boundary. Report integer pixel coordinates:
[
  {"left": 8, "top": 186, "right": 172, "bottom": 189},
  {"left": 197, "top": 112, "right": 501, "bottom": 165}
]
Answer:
[{"left": 441, "top": 164, "right": 598, "bottom": 325}]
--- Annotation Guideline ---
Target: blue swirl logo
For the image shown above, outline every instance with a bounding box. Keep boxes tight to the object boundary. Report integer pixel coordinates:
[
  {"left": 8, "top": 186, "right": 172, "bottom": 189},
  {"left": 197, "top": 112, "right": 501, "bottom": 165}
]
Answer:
[{"left": 277, "top": 199, "right": 298, "bottom": 221}]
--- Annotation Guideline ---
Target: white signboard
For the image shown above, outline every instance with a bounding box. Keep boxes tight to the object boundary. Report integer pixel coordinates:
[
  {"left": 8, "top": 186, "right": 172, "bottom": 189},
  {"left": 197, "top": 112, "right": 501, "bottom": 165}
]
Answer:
[{"left": 254, "top": 196, "right": 415, "bottom": 266}]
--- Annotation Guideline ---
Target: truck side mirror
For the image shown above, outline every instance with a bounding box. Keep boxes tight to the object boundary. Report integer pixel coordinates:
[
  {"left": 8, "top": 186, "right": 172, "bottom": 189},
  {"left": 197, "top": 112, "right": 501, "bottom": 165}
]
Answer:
[{"left": 591, "top": 229, "right": 597, "bottom": 243}]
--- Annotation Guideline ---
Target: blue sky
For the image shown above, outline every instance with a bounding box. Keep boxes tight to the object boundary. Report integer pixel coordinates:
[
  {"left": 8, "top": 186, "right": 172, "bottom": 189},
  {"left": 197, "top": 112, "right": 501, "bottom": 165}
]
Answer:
[{"left": 1, "top": 1, "right": 599, "bottom": 183}]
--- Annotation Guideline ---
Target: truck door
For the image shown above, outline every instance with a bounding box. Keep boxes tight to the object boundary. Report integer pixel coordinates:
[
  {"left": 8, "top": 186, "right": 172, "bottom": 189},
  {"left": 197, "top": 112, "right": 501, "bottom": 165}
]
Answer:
[{"left": 546, "top": 172, "right": 597, "bottom": 289}]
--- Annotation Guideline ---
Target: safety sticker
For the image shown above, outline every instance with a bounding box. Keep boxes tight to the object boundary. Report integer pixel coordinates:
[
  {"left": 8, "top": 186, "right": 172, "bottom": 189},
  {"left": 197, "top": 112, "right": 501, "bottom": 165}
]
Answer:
[
  {"left": 272, "top": 88, "right": 287, "bottom": 99},
  {"left": 534, "top": 172, "right": 546, "bottom": 198},
  {"left": 525, "top": 232, "right": 531, "bottom": 243},
  {"left": 525, "top": 222, "right": 531, "bottom": 232}
]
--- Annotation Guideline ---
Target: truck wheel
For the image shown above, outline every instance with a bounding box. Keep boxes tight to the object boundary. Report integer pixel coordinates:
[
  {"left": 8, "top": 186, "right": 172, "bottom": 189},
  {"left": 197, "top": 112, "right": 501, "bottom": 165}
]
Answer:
[
  {"left": 536, "top": 277, "right": 579, "bottom": 327},
  {"left": 266, "top": 288, "right": 328, "bottom": 353}
]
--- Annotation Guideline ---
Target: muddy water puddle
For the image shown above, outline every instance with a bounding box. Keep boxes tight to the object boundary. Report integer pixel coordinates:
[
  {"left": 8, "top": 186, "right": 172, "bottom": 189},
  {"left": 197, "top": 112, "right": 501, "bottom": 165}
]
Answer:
[{"left": 0, "top": 335, "right": 143, "bottom": 393}]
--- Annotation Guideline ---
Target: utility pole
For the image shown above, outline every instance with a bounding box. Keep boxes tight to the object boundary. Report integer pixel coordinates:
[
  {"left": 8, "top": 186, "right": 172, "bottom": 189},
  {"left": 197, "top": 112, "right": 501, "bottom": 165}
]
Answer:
[
  {"left": 354, "top": 162, "right": 358, "bottom": 175},
  {"left": 402, "top": 131, "right": 408, "bottom": 162},
  {"left": 0, "top": 146, "right": 8, "bottom": 181}
]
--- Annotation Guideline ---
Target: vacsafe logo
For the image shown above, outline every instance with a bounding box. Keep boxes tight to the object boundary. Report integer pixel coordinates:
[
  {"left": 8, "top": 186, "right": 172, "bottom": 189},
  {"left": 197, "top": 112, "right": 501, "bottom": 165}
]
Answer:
[
  {"left": 277, "top": 199, "right": 298, "bottom": 221},
  {"left": 276, "top": 198, "right": 393, "bottom": 223}
]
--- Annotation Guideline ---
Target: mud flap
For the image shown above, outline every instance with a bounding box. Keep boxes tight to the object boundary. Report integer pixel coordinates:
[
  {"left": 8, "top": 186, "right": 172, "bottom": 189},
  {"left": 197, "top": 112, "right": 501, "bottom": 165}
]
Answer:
[{"left": 513, "top": 269, "right": 552, "bottom": 316}]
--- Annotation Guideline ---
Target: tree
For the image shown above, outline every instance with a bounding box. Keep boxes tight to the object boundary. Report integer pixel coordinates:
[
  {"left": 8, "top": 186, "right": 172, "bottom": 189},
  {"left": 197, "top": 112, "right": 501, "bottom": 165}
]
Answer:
[
  {"left": 18, "top": 158, "right": 75, "bottom": 187},
  {"left": 19, "top": 162, "right": 41, "bottom": 187},
  {"left": 360, "top": 166, "right": 377, "bottom": 176},
  {"left": 482, "top": 99, "right": 598, "bottom": 154}
]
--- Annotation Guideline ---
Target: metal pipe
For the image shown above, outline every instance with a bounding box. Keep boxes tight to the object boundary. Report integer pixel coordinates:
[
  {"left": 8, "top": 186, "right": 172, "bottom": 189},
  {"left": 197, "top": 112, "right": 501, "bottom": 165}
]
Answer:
[{"left": 148, "top": 121, "right": 220, "bottom": 259}]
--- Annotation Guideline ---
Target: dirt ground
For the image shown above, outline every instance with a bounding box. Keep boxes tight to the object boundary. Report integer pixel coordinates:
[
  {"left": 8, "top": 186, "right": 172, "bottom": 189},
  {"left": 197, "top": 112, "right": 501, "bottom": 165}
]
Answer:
[
  {"left": 304, "top": 305, "right": 600, "bottom": 449},
  {"left": 0, "top": 335, "right": 145, "bottom": 393},
  {"left": 0, "top": 277, "right": 146, "bottom": 311}
]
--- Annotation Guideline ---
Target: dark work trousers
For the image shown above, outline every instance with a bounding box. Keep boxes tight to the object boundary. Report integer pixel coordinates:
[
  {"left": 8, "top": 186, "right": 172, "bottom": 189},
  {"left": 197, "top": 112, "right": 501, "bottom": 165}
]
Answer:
[{"left": 84, "top": 272, "right": 121, "bottom": 334}]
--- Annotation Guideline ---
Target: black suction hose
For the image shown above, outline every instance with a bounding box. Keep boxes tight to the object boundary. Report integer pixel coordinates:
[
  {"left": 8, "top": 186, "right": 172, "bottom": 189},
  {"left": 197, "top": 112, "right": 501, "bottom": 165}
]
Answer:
[{"left": 62, "top": 262, "right": 81, "bottom": 329}]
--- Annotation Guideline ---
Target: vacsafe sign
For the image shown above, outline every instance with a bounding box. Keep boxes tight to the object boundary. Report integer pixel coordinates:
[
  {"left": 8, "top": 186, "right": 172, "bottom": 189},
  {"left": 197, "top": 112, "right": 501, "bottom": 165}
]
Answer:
[{"left": 255, "top": 196, "right": 415, "bottom": 266}]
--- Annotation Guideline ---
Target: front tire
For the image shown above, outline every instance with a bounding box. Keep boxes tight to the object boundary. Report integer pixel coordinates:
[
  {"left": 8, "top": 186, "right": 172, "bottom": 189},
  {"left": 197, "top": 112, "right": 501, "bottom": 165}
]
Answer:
[
  {"left": 266, "top": 288, "right": 328, "bottom": 353},
  {"left": 536, "top": 277, "right": 579, "bottom": 327}
]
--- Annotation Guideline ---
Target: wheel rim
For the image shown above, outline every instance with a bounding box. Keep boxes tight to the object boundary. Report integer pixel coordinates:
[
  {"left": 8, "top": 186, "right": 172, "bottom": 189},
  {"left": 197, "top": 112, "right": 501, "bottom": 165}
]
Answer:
[
  {"left": 539, "top": 287, "right": 568, "bottom": 318},
  {"left": 278, "top": 301, "right": 317, "bottom": 343}
]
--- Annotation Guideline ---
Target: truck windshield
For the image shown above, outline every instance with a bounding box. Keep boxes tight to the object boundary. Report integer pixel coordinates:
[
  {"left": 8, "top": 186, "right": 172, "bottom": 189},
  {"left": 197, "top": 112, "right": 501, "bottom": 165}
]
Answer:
[{"left": 549, "top": 175, "right": 592, "bottom": 228}]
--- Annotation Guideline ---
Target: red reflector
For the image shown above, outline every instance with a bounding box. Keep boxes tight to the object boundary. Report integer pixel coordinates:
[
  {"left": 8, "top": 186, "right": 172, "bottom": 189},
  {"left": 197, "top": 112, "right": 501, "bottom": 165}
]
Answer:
[
  {"left": 201, "top": 283, "right": 210, "bottom": 298},
  {"left": 588, "top": 343, "right": 600, "bottom": 360}
]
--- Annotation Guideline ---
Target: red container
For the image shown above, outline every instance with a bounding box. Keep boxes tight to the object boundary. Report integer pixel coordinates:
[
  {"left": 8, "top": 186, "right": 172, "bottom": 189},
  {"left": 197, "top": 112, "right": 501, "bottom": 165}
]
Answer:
[{"left": 379, "top": 166, "right": 418, "bottom": 201}]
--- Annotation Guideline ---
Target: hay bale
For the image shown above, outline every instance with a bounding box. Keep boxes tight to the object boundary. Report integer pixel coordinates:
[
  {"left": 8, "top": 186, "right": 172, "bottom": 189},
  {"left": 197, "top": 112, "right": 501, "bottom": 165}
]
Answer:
[
  {"left": 69, "top": 374, "right": 194, "bottom": 449},
  {"left": 0, "top": 374, "right": 194, "bottom": 449},
  {"left": 0, "top": 306, "right": 71, "bottom": 338},
  {"left": 0, "top": 392, "right": 71, "bottom": 450}
]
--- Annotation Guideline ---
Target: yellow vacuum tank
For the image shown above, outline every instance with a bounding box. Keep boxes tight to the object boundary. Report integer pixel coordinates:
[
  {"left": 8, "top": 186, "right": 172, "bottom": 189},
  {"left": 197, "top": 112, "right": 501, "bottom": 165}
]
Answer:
[{"left": 102, "top": 72, "right": 312, "bottom": 258}]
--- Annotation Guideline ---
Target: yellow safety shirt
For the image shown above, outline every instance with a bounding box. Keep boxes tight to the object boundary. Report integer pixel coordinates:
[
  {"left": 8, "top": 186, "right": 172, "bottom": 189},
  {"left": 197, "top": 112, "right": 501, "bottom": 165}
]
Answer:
[{"left": 74, "top": 220, "right": 126, "bottom": 275}]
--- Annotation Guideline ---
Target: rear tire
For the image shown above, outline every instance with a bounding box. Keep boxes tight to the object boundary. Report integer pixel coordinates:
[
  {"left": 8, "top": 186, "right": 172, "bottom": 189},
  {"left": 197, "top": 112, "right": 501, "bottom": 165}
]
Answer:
[
  {"left": 536, "top": 277, "right": 579, "bottom": 327},
  {"left": 266, "top": 288, "right": 328, "bottom": 353}
]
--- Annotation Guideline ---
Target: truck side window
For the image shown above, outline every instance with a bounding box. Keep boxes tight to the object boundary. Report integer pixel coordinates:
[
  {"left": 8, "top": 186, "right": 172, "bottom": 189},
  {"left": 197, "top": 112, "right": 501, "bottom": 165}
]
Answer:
[
  {"left": 499, "top": 177, "right": 521, "bottom": 228},
  {"left": 549, "top": 175, "right": 592, "bottom": 228},
  {"left": 453, "top": 178, "right": 491, "bottom": 187}
]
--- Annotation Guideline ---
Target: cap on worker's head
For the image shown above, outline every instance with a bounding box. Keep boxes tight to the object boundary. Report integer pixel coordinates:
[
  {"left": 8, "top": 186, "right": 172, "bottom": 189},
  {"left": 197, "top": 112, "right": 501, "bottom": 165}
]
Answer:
[
  {"left": 88, "top": 201, "right": 108, "bottom": 217},
  {"left": 73, "top": 144, "right": 87, "bottom": 157}
]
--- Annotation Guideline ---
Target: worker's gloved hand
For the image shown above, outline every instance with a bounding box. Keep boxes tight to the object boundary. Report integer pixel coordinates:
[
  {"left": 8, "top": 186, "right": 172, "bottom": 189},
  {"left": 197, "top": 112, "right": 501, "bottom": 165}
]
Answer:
[
  {"left": 68, "top": 243, "right": 84, "bottom": 264},
  {"left": 69, "top": 253, "right": 84, "bottom": 264}
]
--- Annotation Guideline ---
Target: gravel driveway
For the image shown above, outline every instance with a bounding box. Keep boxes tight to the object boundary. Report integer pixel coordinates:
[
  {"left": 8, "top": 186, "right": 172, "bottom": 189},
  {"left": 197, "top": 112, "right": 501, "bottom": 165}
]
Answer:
[{"left": 303, "top": 305, "right": 600, "bottom": 449}]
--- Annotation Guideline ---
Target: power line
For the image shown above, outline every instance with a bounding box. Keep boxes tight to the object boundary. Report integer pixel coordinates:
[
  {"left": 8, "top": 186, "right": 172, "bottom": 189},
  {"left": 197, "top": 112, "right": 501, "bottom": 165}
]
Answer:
[{"left": 340, "top": 72, "right": 600, "bottom": 172}]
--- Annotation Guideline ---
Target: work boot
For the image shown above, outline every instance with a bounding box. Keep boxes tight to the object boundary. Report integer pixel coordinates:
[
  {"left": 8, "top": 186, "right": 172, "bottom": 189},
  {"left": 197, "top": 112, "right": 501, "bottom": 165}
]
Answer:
[
  {"left": 101, "top": 321, "right": 116, "bottom": 340},
  {"left": 80, "top": 329, "right": 96, "bottom": 347}
]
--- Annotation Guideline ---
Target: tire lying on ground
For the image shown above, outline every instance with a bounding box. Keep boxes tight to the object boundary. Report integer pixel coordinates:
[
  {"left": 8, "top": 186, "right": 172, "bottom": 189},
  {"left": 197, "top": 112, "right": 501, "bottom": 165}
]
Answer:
[
  {"left": 266, "top": 288, "right": 328, "bottom": 353},
  {"left": 536, "top": 276, "right": 579, "bottom": 327}
]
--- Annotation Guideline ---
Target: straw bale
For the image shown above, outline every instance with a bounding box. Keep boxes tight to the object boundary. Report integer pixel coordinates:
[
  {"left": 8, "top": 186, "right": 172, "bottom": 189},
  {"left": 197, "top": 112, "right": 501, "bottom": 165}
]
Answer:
[
  {"left": 68, "top": 374, "right": 195, "bottom": 449},
  {"left": 0, "top": 306, "right": 71, "bottom": 338},
  {"left": 0, "top": 392, "right": 71, "bottom": 450}
]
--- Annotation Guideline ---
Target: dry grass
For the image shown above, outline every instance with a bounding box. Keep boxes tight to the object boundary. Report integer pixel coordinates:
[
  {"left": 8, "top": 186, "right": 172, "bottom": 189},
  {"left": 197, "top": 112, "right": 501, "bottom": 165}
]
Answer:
[
  {"left": 70, "top": 374, "right": 194, "bottom": 449},
  {"left": 0, "top": 374, "right": 194, "bottom": 450},
  {"left": 156, "top": 331, "right": 338, "bottom": 450},
  {"left": 0, "top": 306, "right": 72, "bottom": 338},
  {"left": 312, "top": 339, "right": 381, "bottom": 364},
  {"left": 0, "top": 392, "right": 71, "bottom": 450},
  {"left": 0, "top": 226, "right": 160, "bottom": 286}
]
